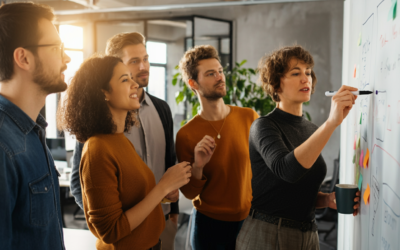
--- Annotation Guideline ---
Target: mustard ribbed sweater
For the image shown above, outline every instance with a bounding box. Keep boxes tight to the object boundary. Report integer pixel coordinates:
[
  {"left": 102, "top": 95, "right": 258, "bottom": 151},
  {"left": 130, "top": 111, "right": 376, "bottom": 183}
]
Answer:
[
  {"left": 176, "top": 106, "right": 259, "bottom": 221},
  {"left": 80, "top": 133, "right": 165, "bottom": 250}
]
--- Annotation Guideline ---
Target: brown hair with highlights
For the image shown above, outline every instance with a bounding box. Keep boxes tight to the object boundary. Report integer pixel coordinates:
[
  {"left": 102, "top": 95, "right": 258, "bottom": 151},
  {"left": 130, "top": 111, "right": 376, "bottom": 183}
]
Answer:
[
  {"left": 105, "top": 32, "right": 145, "bottom": 57},
  {"left": 179, "top": 45, "right": 220, "bottom": 92},
  {"left": 57, "top": 55, "right": 135, "bottom": 142},
  {"left": 258, "top": 45, "right": 317, "bottom": 102}
]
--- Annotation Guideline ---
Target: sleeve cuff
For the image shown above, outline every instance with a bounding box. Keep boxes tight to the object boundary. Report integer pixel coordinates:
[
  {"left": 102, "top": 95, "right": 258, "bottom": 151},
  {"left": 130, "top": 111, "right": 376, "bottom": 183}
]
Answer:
[
  {"left": 287, "top": 150, "right": 310, "bottom": 175},
  {"left": 189, "top": 175, "right": 207, "bottom": 188}
]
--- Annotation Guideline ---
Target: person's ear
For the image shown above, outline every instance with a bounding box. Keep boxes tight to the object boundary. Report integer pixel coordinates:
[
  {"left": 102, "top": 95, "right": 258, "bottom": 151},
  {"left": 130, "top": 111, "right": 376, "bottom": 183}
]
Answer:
[
  {"left": 101, "top": 89, "right": 111, "bottom": 102},
  {"left": 13, "top": 48, "right": 34, "bottom": 71},
  {"left": 188, "top": 79, "right": 198, "bottom": 91}
]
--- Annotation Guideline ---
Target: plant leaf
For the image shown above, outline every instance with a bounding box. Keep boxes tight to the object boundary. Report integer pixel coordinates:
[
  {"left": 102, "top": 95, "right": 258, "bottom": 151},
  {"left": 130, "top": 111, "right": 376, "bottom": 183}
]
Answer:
[
  {"left": 175, "top": 91, "right": 185, "bottom": 104},
  {"left": 180, "top": 120, "right": 187, "bottom": 127},
  {"left": 305, "top": 112, "right": 312, "bottom": 121}
]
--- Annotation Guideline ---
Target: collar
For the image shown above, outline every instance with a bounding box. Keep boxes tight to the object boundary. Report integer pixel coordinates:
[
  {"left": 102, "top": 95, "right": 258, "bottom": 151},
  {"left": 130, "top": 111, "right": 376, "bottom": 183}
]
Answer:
[
  {"left": 140, "top": 92, "right": 151, "bottom": 107},
  {"left": 0, "top": 94, "right": 47, "bottom": 134},
  {"left": 273, "top": 107, "right": 305, "bottom": 123}
]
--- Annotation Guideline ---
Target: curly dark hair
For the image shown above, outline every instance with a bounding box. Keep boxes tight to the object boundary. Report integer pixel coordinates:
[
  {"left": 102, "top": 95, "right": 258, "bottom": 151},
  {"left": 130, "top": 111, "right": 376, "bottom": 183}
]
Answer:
[
  {"left": 258, "top": 45, "right": 317, "bottom": 102},
  {"left": 57, "top": 55, "right": 136, "bottom": 142}
]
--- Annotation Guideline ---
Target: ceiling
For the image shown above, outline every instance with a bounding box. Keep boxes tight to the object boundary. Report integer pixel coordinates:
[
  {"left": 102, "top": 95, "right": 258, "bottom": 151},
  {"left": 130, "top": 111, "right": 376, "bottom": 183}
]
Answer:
[{"left": 3, "top": 0, "right": 339, "bottom": 13}]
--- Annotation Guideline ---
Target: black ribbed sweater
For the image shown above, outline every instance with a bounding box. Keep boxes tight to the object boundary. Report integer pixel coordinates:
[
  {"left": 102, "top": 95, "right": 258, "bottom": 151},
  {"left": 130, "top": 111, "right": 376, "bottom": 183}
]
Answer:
[{"left": 249, "top": 108, "right": 327, "bottom": 222}]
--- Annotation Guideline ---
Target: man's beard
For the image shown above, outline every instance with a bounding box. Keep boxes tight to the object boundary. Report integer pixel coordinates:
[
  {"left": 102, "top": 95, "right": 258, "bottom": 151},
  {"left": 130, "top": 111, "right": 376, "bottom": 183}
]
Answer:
[
  {"left": 33, "top": 57, "right": 67, "bottom": 94},
  {"left": 134, "top": 70, "right": 149, "bottom": 88},
  {"left": 199, "top": 81, "right": 227, "bottom": 101}
]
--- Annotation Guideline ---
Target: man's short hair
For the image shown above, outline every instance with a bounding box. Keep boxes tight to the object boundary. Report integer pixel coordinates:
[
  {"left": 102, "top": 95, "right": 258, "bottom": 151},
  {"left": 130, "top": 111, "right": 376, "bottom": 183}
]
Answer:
[
  {"left": 0, "top": 2, "right": 54, "bottom": 82},
  {"left": 105, "top": 32, "right": 146, "bottom": 57},
  {"left": 179, "top": 45, "right": 220, "bottom": 90},
  {"left": 258, "top": 45, "right": 317, "bottom": 102}
]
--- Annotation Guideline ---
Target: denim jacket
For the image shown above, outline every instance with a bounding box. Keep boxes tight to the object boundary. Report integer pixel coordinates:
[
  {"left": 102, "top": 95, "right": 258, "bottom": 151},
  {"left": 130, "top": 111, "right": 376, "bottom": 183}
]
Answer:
[{"left": 0, "top": 95, "right": 65, "bottom": 250}]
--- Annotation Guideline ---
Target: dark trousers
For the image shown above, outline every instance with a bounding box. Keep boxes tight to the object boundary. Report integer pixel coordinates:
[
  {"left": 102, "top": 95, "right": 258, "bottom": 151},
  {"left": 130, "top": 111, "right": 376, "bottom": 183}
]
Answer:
[{"left": 190, "top": 208, "right": 244, "bottom": 250}]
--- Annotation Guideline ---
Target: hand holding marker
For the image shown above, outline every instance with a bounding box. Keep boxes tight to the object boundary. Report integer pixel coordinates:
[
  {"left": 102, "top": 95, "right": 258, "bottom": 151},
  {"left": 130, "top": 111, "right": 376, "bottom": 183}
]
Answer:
[{"left": 325, "top": 90, "right": 373, "bottom": 96}]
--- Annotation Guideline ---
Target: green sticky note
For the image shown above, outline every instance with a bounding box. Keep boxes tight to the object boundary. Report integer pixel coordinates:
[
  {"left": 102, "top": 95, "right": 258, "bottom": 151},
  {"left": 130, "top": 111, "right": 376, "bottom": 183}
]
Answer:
[
  {"left": 357, "top": 137, "right": 361, "bottom": 149},
  {"left": 389, "top": 0, "right": 397, "bottom": 20},
  {"left": 358, "top": 32, "right": 362, "bottom": 46},
  {"left": 358, "top": 174, "right": 363, "bottom": 190},
  {"left": 353, "top": 154, "right": 356, "bottom": 164},
  {"left": 360, "top": 113, "right": 362, "bottom": 124}
]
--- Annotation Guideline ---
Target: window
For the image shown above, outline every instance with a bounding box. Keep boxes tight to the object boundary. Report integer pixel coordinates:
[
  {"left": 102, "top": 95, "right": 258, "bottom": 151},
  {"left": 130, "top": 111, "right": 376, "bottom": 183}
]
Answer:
[
  {"left": 45, "top": 25, "right": 83, "bottom": 151},
  {"left": 146, "top": 41, "right": 167, "bottom": 101}
]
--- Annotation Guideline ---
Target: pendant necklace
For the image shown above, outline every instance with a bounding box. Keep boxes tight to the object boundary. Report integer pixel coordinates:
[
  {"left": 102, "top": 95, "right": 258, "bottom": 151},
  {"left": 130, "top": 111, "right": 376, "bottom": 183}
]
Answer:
[{"left": 206, "top": 113, "right": 228, "bottom": 139}]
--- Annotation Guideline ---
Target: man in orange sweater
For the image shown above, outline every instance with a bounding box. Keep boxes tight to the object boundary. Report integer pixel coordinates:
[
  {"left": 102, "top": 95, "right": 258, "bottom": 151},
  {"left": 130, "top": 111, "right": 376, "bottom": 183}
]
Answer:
[{"left": 176, "top": 45, "right": 259, "bottom": 249}]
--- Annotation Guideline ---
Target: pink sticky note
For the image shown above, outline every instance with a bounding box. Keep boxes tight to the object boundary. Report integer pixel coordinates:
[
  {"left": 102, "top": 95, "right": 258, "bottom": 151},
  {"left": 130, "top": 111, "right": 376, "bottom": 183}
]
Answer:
[
  {"left": 359, "top": 150, "right": 364, "bottom": 168},
  {"left": 353, "top": 135, "right": 357, "bottom": 150}
]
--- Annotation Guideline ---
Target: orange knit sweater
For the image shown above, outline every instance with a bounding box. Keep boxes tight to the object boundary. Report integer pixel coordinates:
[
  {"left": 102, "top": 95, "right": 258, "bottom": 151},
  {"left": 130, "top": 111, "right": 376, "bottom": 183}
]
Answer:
[
  {"left": 80, "top": 133, "right": 165, "bottom": 250},
  {"left": 176, "top": 106, "right": 259, "bottom": 221}
]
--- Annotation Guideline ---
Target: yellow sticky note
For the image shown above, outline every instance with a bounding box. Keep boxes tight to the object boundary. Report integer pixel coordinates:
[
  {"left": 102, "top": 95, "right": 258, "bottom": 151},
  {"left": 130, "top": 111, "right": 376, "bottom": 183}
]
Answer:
[
  {"left": 363, "top": 148, "right": 370, "bottom": 168},
  {"left": 364, "top": 184, "right": 371, "bottom": 205}
]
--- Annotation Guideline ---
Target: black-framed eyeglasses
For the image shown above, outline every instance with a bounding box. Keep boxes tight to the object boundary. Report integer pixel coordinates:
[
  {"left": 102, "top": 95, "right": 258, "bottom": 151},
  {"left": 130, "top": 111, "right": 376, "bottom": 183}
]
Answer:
[{"left": 23, "top": 43, "right": 65, "bottom": 59}]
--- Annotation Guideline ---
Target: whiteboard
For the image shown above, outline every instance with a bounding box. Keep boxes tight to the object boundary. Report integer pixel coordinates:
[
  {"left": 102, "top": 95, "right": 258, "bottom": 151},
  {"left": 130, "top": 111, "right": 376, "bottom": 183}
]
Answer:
[{"left": 339, "top": 0, "right": 400, "bottom": 249}]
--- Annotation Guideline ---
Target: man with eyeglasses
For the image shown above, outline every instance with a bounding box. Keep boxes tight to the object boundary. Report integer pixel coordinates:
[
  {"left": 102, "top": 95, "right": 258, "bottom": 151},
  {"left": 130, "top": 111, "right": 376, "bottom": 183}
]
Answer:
[
  {"left": 0, "top": 3, "right": 70, "bottom": 250},
  {"left": 176, "top": 45, "right": 259, "bottom": 249}
]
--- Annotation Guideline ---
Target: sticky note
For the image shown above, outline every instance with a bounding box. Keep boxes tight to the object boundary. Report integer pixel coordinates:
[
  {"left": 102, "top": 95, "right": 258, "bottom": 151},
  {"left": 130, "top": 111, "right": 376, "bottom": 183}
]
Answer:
[
  {"left": 389, "top": 0, "right": 397, "bottom": 20},
  {"left": 363, "top": 148, "right": 370, "bottom": 168},
  {"left": 358, "top": 32, "right": 362, "bottom": 46},
  {"left": 353, "top": 154, "right": 356, "bottom": 164},
  {"left": 359, "top": 150, "right": 364, "bottom": 168},
  {"left": 360, "top": 113, "right": 362, "bottom": 124},
  {"left": 364, "top": 184, "right": 370, "bottom": 205},
  {"left": 353, "top": 135, "right": 357, "bottom": 150},
  {"left": 358, "top": 174, "right": 363, "bottom": 190},
  {"left": 353, "top": 64, "right": 357, "bottom": 78},
  {"left": 357, "top": 137, "right": 361, "bottom": 149}
]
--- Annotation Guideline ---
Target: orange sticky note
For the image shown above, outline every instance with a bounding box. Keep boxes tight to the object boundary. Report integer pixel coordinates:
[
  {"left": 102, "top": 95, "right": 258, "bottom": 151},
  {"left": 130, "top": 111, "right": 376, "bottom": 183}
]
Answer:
[
  {"left": 353, "top": 64, "right": 357, "bottom": 78},
  {"left": 363, "top": 148, "right": 370, "bottom": 168},
  {"left": 364, "top": 184, "right": 371, "bottom": 205}
]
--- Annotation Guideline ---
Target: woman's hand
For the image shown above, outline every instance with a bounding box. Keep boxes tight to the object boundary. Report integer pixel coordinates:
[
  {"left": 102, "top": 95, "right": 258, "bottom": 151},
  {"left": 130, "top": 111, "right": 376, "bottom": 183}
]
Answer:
[
  {"left": 329, "top": 191, "right": 361, "bottom": 216},
  {"left": 159, "top": 162, "right": 192, "bottom": 194},
  {"left": 327, "top": 85, "right": 358, "bottom": 128},
  {"left": 352, "top": 191, "right": 361, "bottom": 216},
  {"left": 164, "top": 189, "right": 179, "bottom": 202},
  {"left": 327, "top": 192, "right": 337, "bottom": 210}
]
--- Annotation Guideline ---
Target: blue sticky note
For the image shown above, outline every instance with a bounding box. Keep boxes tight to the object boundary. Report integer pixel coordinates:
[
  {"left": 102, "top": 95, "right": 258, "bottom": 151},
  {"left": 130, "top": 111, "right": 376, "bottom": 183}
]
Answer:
[{"left": 358, "top": 174, "right": 363, "bottom": 190}]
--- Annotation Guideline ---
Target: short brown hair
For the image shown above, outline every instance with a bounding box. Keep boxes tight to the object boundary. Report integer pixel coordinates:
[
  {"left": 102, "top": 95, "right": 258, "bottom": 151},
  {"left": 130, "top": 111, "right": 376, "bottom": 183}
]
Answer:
[
  {"left": 57, "top": 55, "right": 136, "bottom": 142},
  {"left": 105, "top": 32, "right": 145, "bottom": 57},
  {"left": 179, "top": 45, "right": 220, "bottom": 88},
  {"left": 258, "top": 45, "right": 317, "bottom": 102},
  {"left": 0, "top": 2, "right": 54, "bottom": 81}
]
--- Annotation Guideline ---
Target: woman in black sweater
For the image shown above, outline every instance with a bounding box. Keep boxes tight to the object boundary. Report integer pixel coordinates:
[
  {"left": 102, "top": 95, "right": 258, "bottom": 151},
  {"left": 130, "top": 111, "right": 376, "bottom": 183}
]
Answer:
[{"left": 236, "top": 46, "right": 360, "bottom": 250}]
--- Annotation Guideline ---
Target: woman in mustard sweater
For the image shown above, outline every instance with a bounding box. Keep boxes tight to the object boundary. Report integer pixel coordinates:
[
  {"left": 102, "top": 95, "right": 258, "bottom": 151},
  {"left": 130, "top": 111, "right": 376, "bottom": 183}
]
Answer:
[{"left": 58, "top": 55, "right": 192, "bottom": 250}]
